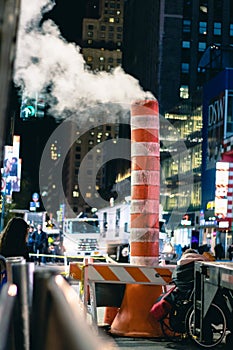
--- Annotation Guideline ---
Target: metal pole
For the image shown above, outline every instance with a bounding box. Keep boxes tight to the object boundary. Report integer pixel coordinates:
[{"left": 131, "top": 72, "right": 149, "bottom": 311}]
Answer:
[
  {"left": 6, "top": 256, "right": 25, "bottom": 283},
  {"left": 12, "top": 262, "right": 35, "bottom": 350},
  {"left": 0, "top": 190, "right": 5, "bottom": 231}
]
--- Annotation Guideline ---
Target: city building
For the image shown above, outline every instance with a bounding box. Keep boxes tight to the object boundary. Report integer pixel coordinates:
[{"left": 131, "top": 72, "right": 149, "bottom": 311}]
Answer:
[
  {"left": 122, "top": 0, "right": 233, "bottom": 251},
  {"left": 0, "top": 0, "right": 22, "bottom": 226},
  {"left": 123, "top": 0, "right": 233, "bottom": 114},
  {"left": 0, "top": 0, "right": 21, "bottom": 162},
  {"left": 62, "top": 0, "right": 128, "bottom": 215}
]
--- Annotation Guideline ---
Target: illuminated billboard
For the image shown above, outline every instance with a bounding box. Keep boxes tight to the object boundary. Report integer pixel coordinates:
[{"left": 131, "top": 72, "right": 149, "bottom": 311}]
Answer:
[
  {"left": 2, "top": 135, "right": 22, "bottom": 199},
  {"left": 202, "top": 68, "right": 233, "bottom": 210},
  {"left": 215, "top": 161, "right": 229, "bottom": 218}
]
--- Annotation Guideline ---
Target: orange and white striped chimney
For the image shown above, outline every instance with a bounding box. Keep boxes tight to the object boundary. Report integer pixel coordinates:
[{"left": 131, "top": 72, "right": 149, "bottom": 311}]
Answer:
[{"left": 130, "top": 99, "right": 160, "bottom": 266}]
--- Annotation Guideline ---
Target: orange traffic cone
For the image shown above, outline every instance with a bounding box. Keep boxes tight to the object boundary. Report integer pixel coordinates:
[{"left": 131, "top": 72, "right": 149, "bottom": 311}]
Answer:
[
  {"left": 103, "top": 307, "right": 119, "bottom": 325},
  {"left": 110, "top": 284, "right": 163, "bottom": 337}
]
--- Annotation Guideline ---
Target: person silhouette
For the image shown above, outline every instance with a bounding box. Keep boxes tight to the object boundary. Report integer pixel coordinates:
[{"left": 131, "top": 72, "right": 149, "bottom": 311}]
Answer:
[{"left": 0, "top": 217, "right": 30, "bottom": 261}]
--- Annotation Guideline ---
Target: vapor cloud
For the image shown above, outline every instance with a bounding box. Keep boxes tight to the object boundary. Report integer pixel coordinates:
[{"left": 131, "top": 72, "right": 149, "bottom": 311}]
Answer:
[{"left": 14, "top": 0, "right": 152, "bottom": 118}]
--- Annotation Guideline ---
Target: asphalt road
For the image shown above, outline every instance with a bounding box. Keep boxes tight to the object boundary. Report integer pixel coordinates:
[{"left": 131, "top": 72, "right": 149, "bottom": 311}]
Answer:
[{"left": 100, "top": 332, "right": 227, "bottom": 350}]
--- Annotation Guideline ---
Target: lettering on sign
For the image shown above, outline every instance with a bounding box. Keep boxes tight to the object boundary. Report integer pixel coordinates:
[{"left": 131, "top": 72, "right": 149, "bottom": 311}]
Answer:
[{"left": 208, "top": 96, "right": 225, "bottom": 127}]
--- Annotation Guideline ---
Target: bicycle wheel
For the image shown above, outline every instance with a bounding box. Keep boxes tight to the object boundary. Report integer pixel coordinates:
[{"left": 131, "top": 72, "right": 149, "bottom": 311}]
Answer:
[{"left": 187, "top": 303, "right": 227, "bottom": 348}]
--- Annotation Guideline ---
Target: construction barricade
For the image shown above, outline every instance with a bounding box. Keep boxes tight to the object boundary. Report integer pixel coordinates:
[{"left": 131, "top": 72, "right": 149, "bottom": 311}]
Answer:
[{"left": 82, "top": 261, "right": 175, "bottom": 336}]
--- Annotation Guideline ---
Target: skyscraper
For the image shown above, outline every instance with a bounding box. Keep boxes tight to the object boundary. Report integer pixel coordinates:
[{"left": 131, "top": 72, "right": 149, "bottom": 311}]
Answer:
[
  {"left": 123, "top": 0, "right": 233, "bottom": 114},
  {"left": 63, "top": 0, "right": 127, "bottom": 215}
]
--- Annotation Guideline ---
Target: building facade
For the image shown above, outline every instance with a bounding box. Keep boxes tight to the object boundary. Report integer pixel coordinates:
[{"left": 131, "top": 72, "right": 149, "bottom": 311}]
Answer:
[
  {"left": 124, "top": 0, "right": 233, "bottom": 114},
  {"left": 63, "top": 0, "right": 127, "bottom": 215}
]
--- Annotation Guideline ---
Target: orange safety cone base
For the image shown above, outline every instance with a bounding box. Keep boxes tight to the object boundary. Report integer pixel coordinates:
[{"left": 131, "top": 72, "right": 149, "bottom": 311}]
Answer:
[
  {"left": 103, "top": 307, "right": 119, "bottom": 325},
  {"left": 110, "top": 284, "right": 164, "bottom": 337}
]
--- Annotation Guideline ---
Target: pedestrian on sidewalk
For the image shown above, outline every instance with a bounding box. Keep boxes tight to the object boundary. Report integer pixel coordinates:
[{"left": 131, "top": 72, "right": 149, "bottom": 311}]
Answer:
[
  {"left": 227, "top": 243, "right": 233, "bottom": 261},
  {"left": 32, "top": 224, "right": 48, "bottom": 265},
  {"left": 214, "top": 242, "right": 224, "bottom": 260}
]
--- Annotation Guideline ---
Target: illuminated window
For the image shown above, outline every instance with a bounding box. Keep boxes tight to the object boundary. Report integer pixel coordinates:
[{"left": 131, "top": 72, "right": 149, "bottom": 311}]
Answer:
[
  {"left": 109, "top": 17, "right": 114, "bottom": 23},
  {"left": 182, "top": 41, "right": 190, "bottom": 48},
  {"left": 199, "top": 21, "right": 207, "bottom": 34},
  {"left": 183, "top": 20, "right": 191, "bottom": 32},
  {"left": 214, "top": 22, "right": 221, "bottom": 35},
  {"left": 87, "top": 31, "right": 93, "bottom": 37},
  {"left": 181, "top": 63, "right": 189, "bottom": 73},
  {"left": 87, "top": 56, "right": 93, "bottom": 62},
  {"left": 230, "top": 24, "right": 233, "bottom": 36},
  {"left": 198, "top": 42, "right": 206, "bottom": 51},
  {"left": 99, "top": 56, "right": 104, "bottom": 61},
  {"left": 180, "top": 85, "right": 189, "bottom": 99}
]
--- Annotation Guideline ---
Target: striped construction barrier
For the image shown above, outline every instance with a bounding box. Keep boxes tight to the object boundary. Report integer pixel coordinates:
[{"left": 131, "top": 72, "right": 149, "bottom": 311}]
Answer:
[
  {"left": 130, "top": 99, "right": 160, "bottom": 266},
  {"left": 83, "top": 262, "right": 175, "bottom": 326},
  {"left": 69, "top": 262, "right": 83, "bottom": 281},
  {"left": 85, "top": 263, "right": 173, "bottom": 285}
]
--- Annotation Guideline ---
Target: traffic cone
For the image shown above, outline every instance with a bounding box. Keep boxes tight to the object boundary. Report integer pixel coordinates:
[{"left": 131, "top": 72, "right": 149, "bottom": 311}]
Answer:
[
  {"left": 110, "top": 284, "right": 164, "bottom": 337},
  {"left": 103, "top": 307, "right": 119, "bottom": 325}
]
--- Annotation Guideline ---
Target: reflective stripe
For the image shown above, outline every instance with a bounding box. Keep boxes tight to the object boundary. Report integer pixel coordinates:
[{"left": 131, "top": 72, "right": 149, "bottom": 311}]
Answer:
[
  {"left": 131, "top": 142, "right": 160, "bottom": 157},
  {"left": 131, "top": 170, "right": 160, "bottom": 186},
  {"left": 86, "top": 263, "right": 174, "bottom": 285}
]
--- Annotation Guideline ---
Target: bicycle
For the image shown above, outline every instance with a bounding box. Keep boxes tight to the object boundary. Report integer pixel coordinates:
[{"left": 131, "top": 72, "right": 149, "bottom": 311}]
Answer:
[{"left": 159, "top": 287, "right": 233, "bottom": 348}]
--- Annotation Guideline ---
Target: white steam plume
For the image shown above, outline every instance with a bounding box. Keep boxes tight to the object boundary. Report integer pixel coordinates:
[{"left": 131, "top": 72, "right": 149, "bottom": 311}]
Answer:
[{"left": 14, "top": 0, "right": 153, "bottom": 118}]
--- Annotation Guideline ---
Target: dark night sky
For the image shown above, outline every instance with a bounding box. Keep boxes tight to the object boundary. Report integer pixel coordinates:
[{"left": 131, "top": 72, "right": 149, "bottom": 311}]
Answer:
[{"left": 43, "top": 0, "right": 85, "bottom": 44}]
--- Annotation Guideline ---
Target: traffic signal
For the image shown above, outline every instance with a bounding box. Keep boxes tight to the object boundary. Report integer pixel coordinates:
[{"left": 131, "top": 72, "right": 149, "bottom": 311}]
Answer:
[
  {"left": 20, "top": 97, "right": 36, "bottom": 120},
  {"left": 36, "top": 95, "right": 45, "bottom": 118},
  {"left": 20, "top": 94, "right": 45, "bottom": 120}
]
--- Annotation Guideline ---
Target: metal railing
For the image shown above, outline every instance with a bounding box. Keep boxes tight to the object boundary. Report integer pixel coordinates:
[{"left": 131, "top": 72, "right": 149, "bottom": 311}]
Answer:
[{"left": 0, "top": 260, "right": 117, "bottom": 350}]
